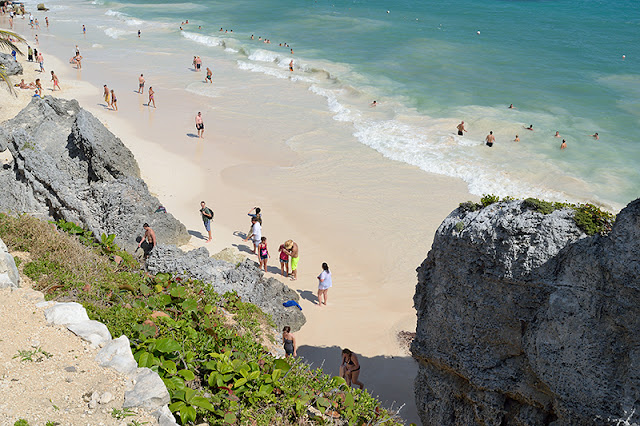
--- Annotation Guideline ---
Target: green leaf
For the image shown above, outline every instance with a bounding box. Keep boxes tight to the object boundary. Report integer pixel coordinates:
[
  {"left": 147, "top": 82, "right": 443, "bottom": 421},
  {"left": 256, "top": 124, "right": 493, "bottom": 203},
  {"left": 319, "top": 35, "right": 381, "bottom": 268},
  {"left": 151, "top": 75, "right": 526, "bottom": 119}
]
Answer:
[
  {"left": 271, "top": 369, "right": 282, "bottom": 382},
  {"left": 234, "top": 378, "right": 247, "bottom": 388},
  {"left": 162, "top": 360, "right": 177, "bottom": 375},
  {"left": 170, "top": 286, "right": 187, "bottom": 299},
  {"left": 136, "top": 351, "right": 154, "bottom": 368},
  {"left": 273, "top": 359, "right": 291, "bottom": 372},
  {"left": 184, "top": 387, "right": 196, "bottom": 403},
  {"left": 139, "top": 283, "right": 151, "bottom": 296},
  {"left": 168, "top": 400, "right": 185, "bottom": 412},
  {"left": 178, "top": 369, "right": 195, "bottom": 381},
  {"left": 331, "top": 376, "right": 347, "bottom": 388},
  {"left": 163, "top": 376, "right": 186, "bottom": 391},
  {"left": 181, "top": 298, "right": 198, "bottom": 312},
  {"left": 345, "top": 391, "right": 355, "bottom": 408},
  {"left": 179, "top": 405, "right": 196, "bottom": 423},
  {"left": 172, "top": 390, "right": 186, "bottom": 402},
  {"left": 259, "top": 384, "right": 273, "bottom": 394},
  {"left": 248, "top": 370, "right": 260, "bottom": 380},
  {"left": 203, "top": 304, "right": 213, "bottom": 314},
  {"left": 190, "top": 396, "right": 215, "bottom": 411},
  {"left": 224, "top": 412, "right": 237, "bottom": 424},
  {"left": 148, "top": 294, "right": 172, "bottom": 308},
  {"left": 155, "top": 338, "right": 181, "bottom": 353}
]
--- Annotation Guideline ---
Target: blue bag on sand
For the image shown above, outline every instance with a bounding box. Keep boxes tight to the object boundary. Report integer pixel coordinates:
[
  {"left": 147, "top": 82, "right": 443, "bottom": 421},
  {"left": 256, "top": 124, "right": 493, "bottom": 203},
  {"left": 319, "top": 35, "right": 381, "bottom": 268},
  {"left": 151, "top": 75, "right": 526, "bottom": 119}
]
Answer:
[{"left": 283, "top": 300, "right": 302, "bottom": 310}]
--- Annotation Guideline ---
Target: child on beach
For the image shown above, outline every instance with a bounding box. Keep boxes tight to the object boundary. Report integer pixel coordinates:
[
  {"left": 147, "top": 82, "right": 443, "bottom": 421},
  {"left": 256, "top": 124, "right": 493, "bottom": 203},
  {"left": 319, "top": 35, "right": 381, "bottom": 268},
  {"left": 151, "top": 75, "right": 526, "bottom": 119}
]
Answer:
[
  {"left": 50, "top": 71, "right": 60, "bottom": 91},
  {"left": 258, "top": 237, "right": 269, "bottom": 271},
  {"left": 279, "top": 242, "right": 290, "bottom": 277}
]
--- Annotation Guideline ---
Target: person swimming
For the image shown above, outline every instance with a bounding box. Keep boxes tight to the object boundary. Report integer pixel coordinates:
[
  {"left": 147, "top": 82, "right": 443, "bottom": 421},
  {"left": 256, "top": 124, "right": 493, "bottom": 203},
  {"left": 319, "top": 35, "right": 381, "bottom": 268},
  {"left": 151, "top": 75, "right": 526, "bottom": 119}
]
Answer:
[
  {"left": 590, "top": 132, "right": 599, "bottom": 140},
  {"left": 525, "top": 124, "right": 534, "bottom": 131}
]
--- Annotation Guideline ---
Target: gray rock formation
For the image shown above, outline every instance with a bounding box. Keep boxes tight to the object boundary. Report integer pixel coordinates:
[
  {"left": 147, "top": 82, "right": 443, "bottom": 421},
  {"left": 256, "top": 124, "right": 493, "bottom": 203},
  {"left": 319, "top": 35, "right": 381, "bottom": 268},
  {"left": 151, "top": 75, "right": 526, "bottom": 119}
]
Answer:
[
  {"left": 124, "top": 368, "right": 171, "bottom": 410},
  {"left": 0, "top": 237, "right": 20, "bottom": 288},
  {"left": 412, "top": 199, "right": 640, "bottom": 425},
  {"left": 67, "top": 320, "right": 112, "bottom": 348},
  {"left": 146, "top": 245, "right": 306, "bottom": 332},
  {"left": 95, "top": 335, "right": 138, "bottom": 376},
  {"left": 0, "top": 53, "right": 23, "bottom": 76},
  {"left": 44, "top": 302, "right": 90, "bottom": 325},
  {"left": 0, "top": 96, "right": 189, "bottom": 252}
]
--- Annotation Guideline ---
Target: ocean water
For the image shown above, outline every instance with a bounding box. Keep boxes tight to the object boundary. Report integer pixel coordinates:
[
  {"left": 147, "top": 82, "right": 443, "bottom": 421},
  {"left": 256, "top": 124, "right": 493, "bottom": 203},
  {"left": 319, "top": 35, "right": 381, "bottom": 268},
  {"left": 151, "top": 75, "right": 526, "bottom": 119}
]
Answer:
[{"left": 17, "top": 0, "right": 640, "bottom": 209}]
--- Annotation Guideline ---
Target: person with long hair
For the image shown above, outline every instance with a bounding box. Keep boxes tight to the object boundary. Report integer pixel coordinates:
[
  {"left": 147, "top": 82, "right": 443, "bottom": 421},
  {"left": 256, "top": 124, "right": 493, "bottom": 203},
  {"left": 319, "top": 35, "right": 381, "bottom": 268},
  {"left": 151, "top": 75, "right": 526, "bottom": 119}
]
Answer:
[
  {"left": 317, "top": 262, "right": 332, "bottom": 306},
  {"left": 282, "top": 326, "right": 297, "bottom": 357},
  {"left": 340, "top": 348, "right": 364, "bottom": 389}
]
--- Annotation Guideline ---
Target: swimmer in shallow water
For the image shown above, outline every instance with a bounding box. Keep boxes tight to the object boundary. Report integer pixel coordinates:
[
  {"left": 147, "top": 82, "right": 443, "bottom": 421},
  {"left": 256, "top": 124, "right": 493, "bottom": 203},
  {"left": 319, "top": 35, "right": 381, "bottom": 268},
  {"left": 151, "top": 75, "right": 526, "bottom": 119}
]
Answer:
[
  {"left": 370, "top": 100, "right": 377, "bottom": 107},
  {"left": 555, "top": 131, "right": 560, "bottom": 137},
  {"left": 514, "top": 134, "right": 520, "bottom": 142},
  {"left": 508, "top": 103, "right": 516, "bottom": 109},
  {"left": 590, "top": 132, "right": 599, "bottom": 140},
  {"left": 525, "top": 124, "right": 534, "bottom": 131},
  {"left": 560, "top": 139, "right": 567, "bottom": 150}
]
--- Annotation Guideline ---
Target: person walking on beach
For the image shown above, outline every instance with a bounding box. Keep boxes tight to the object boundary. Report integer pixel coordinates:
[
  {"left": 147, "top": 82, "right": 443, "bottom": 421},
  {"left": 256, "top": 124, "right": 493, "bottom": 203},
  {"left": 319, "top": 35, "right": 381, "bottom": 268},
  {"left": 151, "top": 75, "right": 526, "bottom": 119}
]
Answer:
[
  {"left": 205, "top": 67, "right": 212, "bottom": 83},
  {"left": 485, "top": 131, "right": 495, "bottom": 147},
  {"left": 110, "top": 89, "right": 118, "bottom": 111},
  {"left": 278, "top": 242, "right": 290, "bottom": 277},
  {"left": 103, "top": 84, "right": 110, "bottom": 105},
  {"left": 50, "top": 71, "right": 60, "bottom": 91},
  {"left": 258, "top": 237, "right": 269, "bottom": 271},
  {"left": 27, "top": 45, "right": 33, "bottom": 62},
  {"left": 284, "top": 240, "right": 299, "bottom": 280},
  {"left": 137, "top": 223, "right": 156, "bottom": 259},
  {"left": 37, "top": 52, "right": 44, "bottom": 72},
  {"left": 74, "top": 53, "right": 82, "bottom": 69},
  {"left": 82, "top": 25, "right": 86, "bottom": 34},
  {"left": 560, "top": 139, "right": 567, "bottom": 150},
  {"left": 317, "top": 262, "right": 332, "bottom": 306},
  {"left": 148, "top": 86, "right": 156, "bottom": 108},
  {"left": 282, "top": 326, "right": 297, "bottom": 357},
  {"left": 244, "top": 216, "right": 262, "bottom": 254},
  {"left": 199, "top": 201, "right": 213, "bottom": 242},
  {"left": 456, "top": 121, "right": 467, "bottom": 136},
  {"left": 340, "top": 349, "right": 364, "bottom": 389},
  {"left": 45, "top": 17, "right": 49, "bottom": 28},
  {"left": 195, "top": 112, "right": 204, "bottom": 138},
  {"left": 138, "top": 73, "right": 145, "bottom": 94},
  {"left": 195, "top": 56, "right": 202, "bottom": 71}
]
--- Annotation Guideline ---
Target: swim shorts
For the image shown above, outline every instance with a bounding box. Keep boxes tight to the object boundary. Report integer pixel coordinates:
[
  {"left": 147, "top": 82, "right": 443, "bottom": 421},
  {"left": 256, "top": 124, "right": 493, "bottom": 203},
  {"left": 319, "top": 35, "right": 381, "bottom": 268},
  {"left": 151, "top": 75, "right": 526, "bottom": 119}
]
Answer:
[
  {"left": 196, "top": 123, "right": 204, "bottom": 130},
  {"left": 458, "top": 130, "right": 463, "bottom": 136},
  {"left": 139, "top": 83, "right": 144, "bottom": 88},
  {"left": 197, "top": 63, "right": 201, "bottom": 69},
  {"left": 279, "top": 258, "right": 288, "bottom": 264},
  {"left": 203, "top": 219, "right": 211, "bottom": 232},
  {"left": 290, "top": 256, "right": 299, "bottom": 271},
  {"left": 206, "top": 75, "right": 212, "bottom": 80},
  {"left": 486, "top": 142, "right": 493, "bottom": 147}
]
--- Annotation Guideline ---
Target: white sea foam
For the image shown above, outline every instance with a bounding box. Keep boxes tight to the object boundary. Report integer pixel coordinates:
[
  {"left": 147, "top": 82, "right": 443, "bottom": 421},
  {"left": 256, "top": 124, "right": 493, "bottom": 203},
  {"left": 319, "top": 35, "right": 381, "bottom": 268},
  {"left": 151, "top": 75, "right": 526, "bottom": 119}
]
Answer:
[
  {"left": 238, "top": 61, "right": 315, "bottom": 83},
  {"left": 104, "top": 10, "right": 145, "bottom": 27},
  {"left": 181, "top": 31, "right": 225, "bottom": 47},
  {"left": 92, "top": 43, "right": 103, "bottom": 48},
  {"left": 103, "top": 27, "right": 133, "bottom": 39},
  {"left": 225, "top": 47, "right": 239, "bottom": 53}
]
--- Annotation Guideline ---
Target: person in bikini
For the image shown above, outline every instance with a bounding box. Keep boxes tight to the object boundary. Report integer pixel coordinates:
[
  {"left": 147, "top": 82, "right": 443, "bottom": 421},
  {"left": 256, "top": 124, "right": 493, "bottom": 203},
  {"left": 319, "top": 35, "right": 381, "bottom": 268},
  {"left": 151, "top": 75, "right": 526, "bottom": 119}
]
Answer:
[
  {"left": 148, "top": 86, "right": 156, "bottom": 108},
  {"left": 258, "top": 236, "right": 269, "bottom": 271},
  {"left": 205, "top": 67, "right": 212, "bottom": 83},
  {"left": 110, "top": 89, "right": 118, "bottom": 111},
  {"left": 340, "top": 349, "right": 364, "bottom": 389},
  {"left": 278, "top": 242, "right": 290, "bottom": 277}
]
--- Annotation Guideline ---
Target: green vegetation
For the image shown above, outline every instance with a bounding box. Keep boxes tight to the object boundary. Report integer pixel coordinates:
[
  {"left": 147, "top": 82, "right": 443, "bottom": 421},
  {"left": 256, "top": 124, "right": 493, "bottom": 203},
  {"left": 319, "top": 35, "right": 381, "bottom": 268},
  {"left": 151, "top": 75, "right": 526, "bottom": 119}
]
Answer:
[
  {"left": 13, "top": 347, "right": 52, "bottom": 363},
  {"left": 458, "top": 196, "right": 615, "bottom": 236},
  {"left": 0, "top": 214, "right": 401, "bottom": 425},
  {"left": 14, "top": 420, "right": 29, "bottom": 426},
  {"left": 45, "top": 421, "right": 60, "bottom": 426},
  {"left": 111, "top": 408, "right": 136, "bottom": 420}
]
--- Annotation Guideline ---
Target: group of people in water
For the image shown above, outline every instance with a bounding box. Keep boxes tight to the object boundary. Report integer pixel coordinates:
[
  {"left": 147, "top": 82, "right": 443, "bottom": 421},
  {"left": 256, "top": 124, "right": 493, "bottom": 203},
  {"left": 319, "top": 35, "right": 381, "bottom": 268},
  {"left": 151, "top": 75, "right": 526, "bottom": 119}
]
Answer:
[{"left": 456, "top": 104, "right": 601, "bottom": 150}]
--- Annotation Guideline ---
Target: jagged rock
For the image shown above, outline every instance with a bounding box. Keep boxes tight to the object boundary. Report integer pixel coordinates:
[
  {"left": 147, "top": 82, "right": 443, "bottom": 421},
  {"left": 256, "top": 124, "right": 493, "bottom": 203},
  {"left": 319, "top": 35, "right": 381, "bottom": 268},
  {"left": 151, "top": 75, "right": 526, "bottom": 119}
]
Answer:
[
  {"left": 147, "top": 246, "right": 306, "bottom": 331},
  {"left": 154, "top": 404, "right": 179, "bottom": 426},
  {"left": 0, "top": 53, "right": 23, "bottom": 76},
  {"left": 95, "top": 335, "right": 137, "bottom": 376},
  {"left": 411, "top": 199, "right": 640, "bottom": 425},
  {"left": 123, "top": 368, "right": 170, "bottom": 410},
  {"left": 0, "top": 97, "right": 189, "bottom": 253},
  {"left": 44, "top": 302, "right": 89, "bottom": 325},
  {"left": 37, "top": 3, "right": 49, "bottom": 11},
  {"left": 211, "top": 247, "right": 245, "bottom": 264},
  {"left": 0, "top": 237, "right": 20, "bottom": 288},
  {"left": 66, "top": 320, "right": 112, "bottom": 348}
]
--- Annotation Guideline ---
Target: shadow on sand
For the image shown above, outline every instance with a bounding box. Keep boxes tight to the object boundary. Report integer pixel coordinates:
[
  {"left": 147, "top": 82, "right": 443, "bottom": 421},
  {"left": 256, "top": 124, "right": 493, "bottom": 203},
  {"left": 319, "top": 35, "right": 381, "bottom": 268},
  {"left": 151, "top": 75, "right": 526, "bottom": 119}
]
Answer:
[
  {"left": 297, "top": 289, "right": 318, "bottom": 304},
  {"left": 297, "top": 345, "right": 419, "bottom": 425},
  {"left": 188, "top": 229, "right": 207, "bottom": 241}
]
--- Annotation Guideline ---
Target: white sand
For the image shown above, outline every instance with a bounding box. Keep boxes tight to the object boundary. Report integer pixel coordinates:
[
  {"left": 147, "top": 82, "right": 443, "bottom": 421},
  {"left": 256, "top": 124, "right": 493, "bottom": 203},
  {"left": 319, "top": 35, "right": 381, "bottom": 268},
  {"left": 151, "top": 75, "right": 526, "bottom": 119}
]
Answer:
[{"left": 1, "top": 18, "right": 478, "bottom": 423}]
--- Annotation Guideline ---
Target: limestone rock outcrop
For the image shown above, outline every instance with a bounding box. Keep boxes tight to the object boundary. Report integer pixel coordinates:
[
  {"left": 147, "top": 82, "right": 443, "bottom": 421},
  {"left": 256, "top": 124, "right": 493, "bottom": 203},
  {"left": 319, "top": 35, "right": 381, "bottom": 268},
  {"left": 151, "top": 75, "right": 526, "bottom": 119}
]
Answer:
[
  {"left": 147, "top": 246, "right": 307, "bottom": 332},
  {"left": 412, "top": 199, "right": 640, "bottom": 425},
  {"left": 0, "top": 237, "right": 20, "bottom": 288},
  {"left": 0, "top": 53, "right": 23, "bottom": 76},
  {"left": 0, "top": 97, "right": 189, "bottom": 252}
]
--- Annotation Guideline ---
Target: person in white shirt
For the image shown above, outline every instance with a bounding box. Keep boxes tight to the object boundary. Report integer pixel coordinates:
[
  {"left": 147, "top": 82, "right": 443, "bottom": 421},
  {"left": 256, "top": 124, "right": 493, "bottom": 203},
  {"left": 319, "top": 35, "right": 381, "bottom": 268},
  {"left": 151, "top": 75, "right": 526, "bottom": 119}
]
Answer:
[{"left": 243, "top": 216, "right": 262, "bottom": 254}]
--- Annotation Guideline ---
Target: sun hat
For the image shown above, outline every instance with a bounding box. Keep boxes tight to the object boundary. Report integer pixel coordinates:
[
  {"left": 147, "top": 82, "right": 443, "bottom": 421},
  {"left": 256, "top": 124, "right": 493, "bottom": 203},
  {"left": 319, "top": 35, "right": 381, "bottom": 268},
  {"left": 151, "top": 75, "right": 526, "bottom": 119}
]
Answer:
[{"left": 284, "top": 240, "right": 293, "bottom": 250}]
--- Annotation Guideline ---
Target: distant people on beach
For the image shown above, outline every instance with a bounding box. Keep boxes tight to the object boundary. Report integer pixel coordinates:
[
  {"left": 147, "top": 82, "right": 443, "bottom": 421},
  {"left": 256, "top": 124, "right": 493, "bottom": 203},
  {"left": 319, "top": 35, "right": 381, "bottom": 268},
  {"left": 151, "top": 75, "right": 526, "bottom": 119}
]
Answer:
[
  {"left": 283, "top": 240, "right": 299, "bottom": 280},
  {"left": 555, "top": 131, "right": 560, "bottom": 137},
  {"left": 289, "top": 60, "right": 294, "bottom": 72},
  {"left": 34, "top": 78, "right": 42, "bottom": 97},
  {"left": 340, "top": 349, "right": 364, "bottom": 389},
  {"left": 82, "top": 24, "right": 86, "bottom": 34},
  {"left": 508, "top": 104, "right": 516, "bottom": 109},
  {"left": 317, "top": 262, "right": 332, "bottom": 306},
  {"left": 45, "top": 17, "right": 49, "bottom": 27},
  {"left": 206, "top": 67, "right": 212, "bottom": 83},
  {"left": 282, "top": 326, "right": 297, "bottom": 357},
  {"left": 138, "top": 74, "right": 145, "bottom": 93},
  {"left": 103, "top": 84, "right": 110, "bottom": 104},
  {"left": 485, "top": 131, "right": 495, "bottom": 147},
  {"left": 148, "top": 87, "right": 155, "bottom": 108},
  {"left": 457, "top": 121, "right": 467, "bottom": 136},
  {"left": 27, "top": 45, "right": 33, "bottom": 61},
  {"left": 199, "top": 201, "right": 213, "bottom": 242},
  {"left": 50, "top": 71, "right": 60, "bottom": 91},
  {"left": 247, "top": 207, "right": 262, "bottom": 224},
  {"left": 591, "top": 132, "right": 599, "bottom": 140},
  {"left": 258, "top": 236, "right": 269, "bottom": 271},
  {"left": 138, "top": 223, "right": 156, "bottom": 258},
  {"left": 74, "top": 54, "right": 82, "bottom": 69},
  {"left": 278, "top": 241, "right": 290, "bottom": 277},
  {"left": 525, "top": 124, "right": 534, "bottom": 131},
  {"left": 110, "top": 89, "right": 117, "bottom": 111},
  {"left": 138, "top": 29, "right": 141, "bottom": 38},
  {"left": 560, "top": 139, "right": 567, "bottom": 150},
  {"left": 195, "top": 112, "right": 204, "bottom": 138},
  {"left": 244, "top": 216, "right": 262, "bottom": 254},
  {"left": 37, "top": 52, "right": 44, "bottom": 72},
  {"left": 195, "top": 56, "right": 202, "bottom": 71}
]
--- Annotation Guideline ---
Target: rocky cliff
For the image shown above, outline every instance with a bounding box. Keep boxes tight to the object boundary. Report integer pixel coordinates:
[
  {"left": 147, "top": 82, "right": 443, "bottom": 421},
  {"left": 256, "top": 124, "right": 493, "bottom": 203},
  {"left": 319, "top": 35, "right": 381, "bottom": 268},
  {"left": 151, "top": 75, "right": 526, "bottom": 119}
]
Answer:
[
  {"left": 411, "top": 199, "right": 639, "bottom": 425},
  {"left": 0, "top": 96, "right": 189, "bottom": 252}
]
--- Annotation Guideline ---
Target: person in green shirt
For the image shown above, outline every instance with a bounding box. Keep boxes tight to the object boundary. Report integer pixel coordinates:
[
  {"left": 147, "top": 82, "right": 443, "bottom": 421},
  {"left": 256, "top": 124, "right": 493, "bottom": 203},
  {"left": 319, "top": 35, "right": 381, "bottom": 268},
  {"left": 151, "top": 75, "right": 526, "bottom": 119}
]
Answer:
[{"left": 199, "top": 201, "right": 213, "bottom": 242}]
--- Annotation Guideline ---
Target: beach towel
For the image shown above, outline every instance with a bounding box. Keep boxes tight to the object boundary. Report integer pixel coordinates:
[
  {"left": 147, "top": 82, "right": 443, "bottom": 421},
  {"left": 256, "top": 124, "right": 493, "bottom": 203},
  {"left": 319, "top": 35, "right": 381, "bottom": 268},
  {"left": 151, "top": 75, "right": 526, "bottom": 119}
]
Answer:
[{"left": 282, "top": 300, "right": 302, "bottom": 311}]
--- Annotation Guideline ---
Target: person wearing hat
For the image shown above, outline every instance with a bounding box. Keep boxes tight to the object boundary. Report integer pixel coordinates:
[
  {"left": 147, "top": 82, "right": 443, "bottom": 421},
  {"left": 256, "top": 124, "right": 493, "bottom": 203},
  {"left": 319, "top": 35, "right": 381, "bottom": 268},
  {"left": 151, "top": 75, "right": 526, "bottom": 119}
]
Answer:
[
  {"left": 284, "top": 239, "right": 299, "bottom": 280},
  {"left": 244, "top": 216, "right": 262, "bottom": 254}
]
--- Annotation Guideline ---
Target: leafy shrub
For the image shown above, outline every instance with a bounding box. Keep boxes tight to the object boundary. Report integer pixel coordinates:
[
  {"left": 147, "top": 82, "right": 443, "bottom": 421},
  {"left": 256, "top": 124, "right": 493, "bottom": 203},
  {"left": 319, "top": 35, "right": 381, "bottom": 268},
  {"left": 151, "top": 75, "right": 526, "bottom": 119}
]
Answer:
[
  {"left": 480, "top": 194, "right": 500, "bottom": 207},
  {"left": 455, "top": 222, "right": 465, "bottom": 232},
  {"left": 523, "top": 198, "right": 556, "bottom": 214},
  {"left": 573, "top": 203, "right": 615, "bottom": 236},
  {"left": 458, "top": 201, "right": 481, "bottom": 212}
]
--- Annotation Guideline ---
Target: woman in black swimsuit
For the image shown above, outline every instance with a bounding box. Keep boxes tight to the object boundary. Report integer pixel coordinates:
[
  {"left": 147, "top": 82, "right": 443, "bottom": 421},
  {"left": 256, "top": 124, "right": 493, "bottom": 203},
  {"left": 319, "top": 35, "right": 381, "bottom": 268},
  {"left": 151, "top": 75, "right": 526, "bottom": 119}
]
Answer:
[
  {"left": 340, "top": 348, "right": 364, "bottom": 389},
  {"left": 282, "top": 326, "right": 297, "bottom": 357}
]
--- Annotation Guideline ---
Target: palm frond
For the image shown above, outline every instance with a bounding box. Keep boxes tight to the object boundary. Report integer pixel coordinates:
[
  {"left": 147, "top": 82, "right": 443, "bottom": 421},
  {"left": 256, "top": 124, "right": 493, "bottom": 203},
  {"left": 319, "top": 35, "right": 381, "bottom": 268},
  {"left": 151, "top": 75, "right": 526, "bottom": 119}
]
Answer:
[
  {"left": 0, "top": 29, "right": 26, "bottom": 55},
  {"left": 0, "top": 66, "right": 17, "bottom": 96}
]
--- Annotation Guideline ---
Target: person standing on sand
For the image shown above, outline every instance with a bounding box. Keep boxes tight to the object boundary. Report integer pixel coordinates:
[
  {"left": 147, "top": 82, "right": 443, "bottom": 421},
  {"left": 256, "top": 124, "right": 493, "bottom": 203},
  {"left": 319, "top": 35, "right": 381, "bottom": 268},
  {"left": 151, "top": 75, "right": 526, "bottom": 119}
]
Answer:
[
  {"left": 148, "top": 86, "right": 156, "bottom": 108},
  {"left": 199, "top": 201, "right": 213, "bottom": 242},
  {"left": 560, "top": 139, "right": 567, "bottom": 150},
  {"left": 456, "top": 121, "right": 467, "bottom": 136},
  {"left": 103, "top": 84, "right": 110, "bottom": 104},
  {"left": 138, "top": 223, "right": 156, "bottom": 258},
  {"left": 244, "top": 216, "right": 262, "bottom": 254},
  {"left": 83, "top": 25, "right": 86, "bottom": 34},
  {"left": 247, "top": 206, "right": 262, "bottom": 224},
  {"left": 196, "top": 56, "right": 202, "bottom": 71},
  {"left": 74, "top": 54, "right": 82, "bottom": 69},
  {"left": 195, "top": 112, "right": 204, "bottom": 138},
  {"left": 284, "top": 240, "right": 299, "bottom": 281},
  {"left": 282, "top": 326, "right": 297, "bottom": 357},
  {"left": 258, "top": 237, "right": 269, "bottom": 271},
  {"left": 317, "top": 262, "right": 332, "bottom": 306},
  {"left": 138, "top": 74, "right": 145, "bottom": 94},
  {"left": 50, "top": 71, "right": 60, "bottom": 91},
  {"left": 110, "top": 89, "right": 117, "bottom": 111},
  {"left": 45, "top": 17, "right": 49, "bottom": 28},
  {"left": 205, "top": 67, "right": 212, "bottom": 83},
  {"left": 340, "top": 349, "right": 364, "bottom": 389},
  {"left": 27, "top": 45, "right": 33, "bottom": 62},
  {"left": 485, "top": 131, "right": 495, "bottom": 147},
  {"left": 278, "top": 242, "right": 290, "bottom": 277},
  {"left": 37, "top": 52, "right": 44, "bottom": 72}
]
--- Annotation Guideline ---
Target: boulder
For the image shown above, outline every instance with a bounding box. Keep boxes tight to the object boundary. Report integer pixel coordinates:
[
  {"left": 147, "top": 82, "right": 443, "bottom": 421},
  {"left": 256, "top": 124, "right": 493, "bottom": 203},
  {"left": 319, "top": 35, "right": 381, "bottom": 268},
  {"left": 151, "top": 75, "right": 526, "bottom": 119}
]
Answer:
[
  {"left": 95, "top": 335, "right": 137, "bottom": 376},
  {"left": 66, "top": 320, "right": 112, "bottom": 348},
  {"left": 0, "top": 237, "right": 20, "bottom": 288},
  {"left": 412, "top": 199, "right": 640, "bottom": 425},
  {"left": 0, "top": 97, "right": 189, "bottom": 253},
  {"left": 154, "top": 405, "right": 179, "bottom": 426},
  {"left": 0, "top": 53, "right": 23, "bottom": 76},
  {"left": 123, "top": 368, "right": 171, "bottom": 410},
  {"left": 37, "top": 3, "right": 49, "bottom": 11},
  {"left": 44, "top": 302, "right": 89, "bottom": 325},
  {"left": 147, "top": 246, "right": 306, "bottom": 331}
]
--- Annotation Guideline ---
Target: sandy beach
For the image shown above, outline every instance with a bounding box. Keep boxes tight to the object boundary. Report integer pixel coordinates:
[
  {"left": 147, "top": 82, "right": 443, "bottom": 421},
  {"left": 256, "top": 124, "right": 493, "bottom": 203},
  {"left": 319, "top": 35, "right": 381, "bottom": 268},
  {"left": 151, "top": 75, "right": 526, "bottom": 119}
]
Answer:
[{"left": 1, "top": 13, "right": 476, "bottom": 423}]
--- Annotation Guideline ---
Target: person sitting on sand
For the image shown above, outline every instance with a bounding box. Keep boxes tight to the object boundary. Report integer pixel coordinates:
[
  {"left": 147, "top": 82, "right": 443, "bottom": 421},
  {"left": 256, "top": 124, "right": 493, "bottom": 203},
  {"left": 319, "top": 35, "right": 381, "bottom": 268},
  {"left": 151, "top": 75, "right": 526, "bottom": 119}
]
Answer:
[
  {"left": 590, "top": 132, "right": 599, "bottom": 140},
  {"left": 525, "top": 124, "right": 534, "bottom": 131},
  {"left": 279, "top": 242, "right": 290, "bottom": 277},
  {"left": 317, "top": 262, "right": 332, "bottom": 306},
  {"left": 282, "top": 326, "right": 297, "bottom": 357},
  {"left": 340, "top": 349, "right": 364, "bottom": 389}
]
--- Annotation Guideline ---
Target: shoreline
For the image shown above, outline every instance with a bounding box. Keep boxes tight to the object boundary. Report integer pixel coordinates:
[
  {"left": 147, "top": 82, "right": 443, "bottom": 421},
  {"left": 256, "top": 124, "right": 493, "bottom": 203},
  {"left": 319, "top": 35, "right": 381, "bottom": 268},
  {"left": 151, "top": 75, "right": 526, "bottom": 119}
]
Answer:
[{"left": 1, "top": 14, "right": 475, "bottom": 423}]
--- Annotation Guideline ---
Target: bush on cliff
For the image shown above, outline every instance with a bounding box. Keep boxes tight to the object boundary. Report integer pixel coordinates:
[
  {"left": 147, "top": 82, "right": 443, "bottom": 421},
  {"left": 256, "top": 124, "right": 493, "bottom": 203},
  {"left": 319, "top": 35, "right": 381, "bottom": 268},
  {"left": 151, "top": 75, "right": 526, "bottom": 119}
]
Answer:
[{"left": 0, "top": 214, "right": 401, "bottom": 425}]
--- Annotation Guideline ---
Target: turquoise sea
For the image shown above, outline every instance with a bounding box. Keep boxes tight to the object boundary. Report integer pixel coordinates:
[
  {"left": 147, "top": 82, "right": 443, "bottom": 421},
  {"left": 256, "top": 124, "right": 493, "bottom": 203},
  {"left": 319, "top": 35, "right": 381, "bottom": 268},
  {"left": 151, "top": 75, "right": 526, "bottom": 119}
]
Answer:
[{"left": 19, "top": 0, "right": 640, "bottom": 208}]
